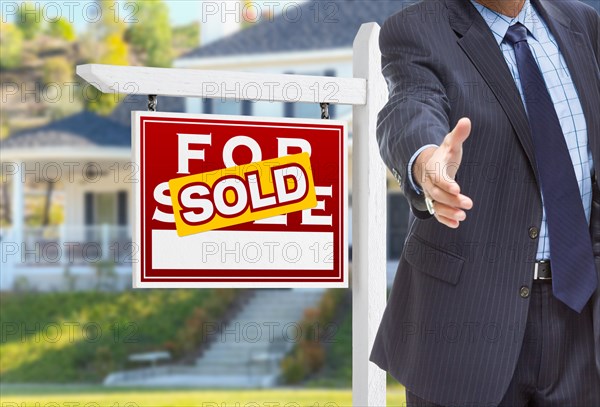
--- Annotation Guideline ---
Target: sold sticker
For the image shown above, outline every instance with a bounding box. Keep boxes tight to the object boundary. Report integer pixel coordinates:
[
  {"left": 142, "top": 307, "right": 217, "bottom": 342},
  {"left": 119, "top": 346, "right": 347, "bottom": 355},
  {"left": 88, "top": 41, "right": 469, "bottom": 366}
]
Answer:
[{"left": 169, "top": 152, "right": 317, "bottom": 236}]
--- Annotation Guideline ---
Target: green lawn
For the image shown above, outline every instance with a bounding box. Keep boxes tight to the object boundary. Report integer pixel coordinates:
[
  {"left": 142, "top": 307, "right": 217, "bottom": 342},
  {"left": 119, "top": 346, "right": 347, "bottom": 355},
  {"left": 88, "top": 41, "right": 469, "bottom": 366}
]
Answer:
[{"left": 0, "top": 385, "right": 407, "bottom": 406}]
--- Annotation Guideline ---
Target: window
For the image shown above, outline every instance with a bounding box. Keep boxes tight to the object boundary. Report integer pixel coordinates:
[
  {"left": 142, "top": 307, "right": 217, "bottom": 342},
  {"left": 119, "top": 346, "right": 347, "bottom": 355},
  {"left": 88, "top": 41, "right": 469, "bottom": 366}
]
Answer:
[
  {"left": 214, "top": 99, "right": 241, "bottom": 115},
  {"left": 284, "top": 69, "right": 338, "bottom": 119},
  {"left": 84, "top": 191, "right": 127, "bottom": 226},
  {"left": 254, "top": 101, "right": 283, "bottom": 117},
  {"left": 95, "top": 193, "right": 117, "bottom": 225}
]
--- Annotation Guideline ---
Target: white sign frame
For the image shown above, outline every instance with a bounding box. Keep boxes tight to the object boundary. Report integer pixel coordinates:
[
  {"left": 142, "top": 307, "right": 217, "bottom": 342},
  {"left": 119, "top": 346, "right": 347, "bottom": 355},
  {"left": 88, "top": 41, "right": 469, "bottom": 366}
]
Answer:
[{"left": 131, "top": 111, "right": 348, "bottom": 289}]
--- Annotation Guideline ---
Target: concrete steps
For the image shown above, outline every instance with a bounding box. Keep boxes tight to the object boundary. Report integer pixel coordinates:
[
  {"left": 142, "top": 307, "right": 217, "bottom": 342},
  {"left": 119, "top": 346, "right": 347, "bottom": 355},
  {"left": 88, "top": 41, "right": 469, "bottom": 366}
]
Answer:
[
  {"left": 192, "top": 289, "right": 324, "bottom": 386},
  {"left": 104, "top": 288, "right": 325, "bottom": 388}
]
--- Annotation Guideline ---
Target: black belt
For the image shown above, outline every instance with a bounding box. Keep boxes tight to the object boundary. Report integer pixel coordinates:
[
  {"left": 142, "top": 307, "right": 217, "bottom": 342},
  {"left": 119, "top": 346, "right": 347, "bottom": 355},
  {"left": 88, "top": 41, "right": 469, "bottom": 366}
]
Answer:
[{"left": 534, "top": 260, "right": 552, "bottom": 280}]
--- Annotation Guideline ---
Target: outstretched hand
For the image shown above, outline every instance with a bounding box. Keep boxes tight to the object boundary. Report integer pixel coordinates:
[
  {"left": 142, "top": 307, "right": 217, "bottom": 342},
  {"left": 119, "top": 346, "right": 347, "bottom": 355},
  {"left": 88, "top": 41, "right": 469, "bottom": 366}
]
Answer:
[{"left": 413, "top": 118, "right": 474, "bottom": 228}]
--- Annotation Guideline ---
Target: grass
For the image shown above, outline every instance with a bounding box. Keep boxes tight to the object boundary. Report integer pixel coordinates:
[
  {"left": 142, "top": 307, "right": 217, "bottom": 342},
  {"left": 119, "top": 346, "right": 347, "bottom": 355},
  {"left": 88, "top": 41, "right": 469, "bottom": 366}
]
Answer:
[
  {"left": 0, "top": 289, "right": 237, "bottom": 382},
  {"left": 0, "top": 384, "right": 407, "bottom": 406}
]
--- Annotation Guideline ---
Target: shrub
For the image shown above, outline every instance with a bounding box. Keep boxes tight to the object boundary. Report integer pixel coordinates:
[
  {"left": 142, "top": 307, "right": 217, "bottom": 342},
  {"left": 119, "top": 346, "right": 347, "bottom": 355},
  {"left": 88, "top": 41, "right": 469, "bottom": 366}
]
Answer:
[
  {"left": 300, "top": 341, "right": 325, "bottom": 373},
  {"left": 280, "top": 289, "right": 346, "bottom": 384},
  {"left": 280, "top": 352, "right": 307, "bottom": 384},
  {"left": 0, "top": 22, "right": 23, "bottom": 69}
]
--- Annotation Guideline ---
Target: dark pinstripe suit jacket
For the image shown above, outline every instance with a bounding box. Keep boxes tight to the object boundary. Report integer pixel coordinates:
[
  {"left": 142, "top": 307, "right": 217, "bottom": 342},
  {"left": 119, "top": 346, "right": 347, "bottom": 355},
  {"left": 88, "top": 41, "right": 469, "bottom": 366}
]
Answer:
[{"left": 370, "top": 0, "right": 600, "bottom": 404}]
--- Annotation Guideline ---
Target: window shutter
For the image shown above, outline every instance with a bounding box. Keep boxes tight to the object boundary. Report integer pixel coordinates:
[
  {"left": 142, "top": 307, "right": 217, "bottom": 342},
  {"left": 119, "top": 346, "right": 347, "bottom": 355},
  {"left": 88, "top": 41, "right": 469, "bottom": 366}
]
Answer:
[
  {"left": 84, "top": 192, "right": 94, "bottom": 225},
  {"left": 284, "top": 71, "right": 294, "bottom": 117},
  {"left": 117, "top": 191, "right": 128, "bottom": 226},
  {"left": 242, "top": 100, "right": 252, "bottom": 116},
  {"left": 203, "top": 98, "right": 213, "bottom": 114}
]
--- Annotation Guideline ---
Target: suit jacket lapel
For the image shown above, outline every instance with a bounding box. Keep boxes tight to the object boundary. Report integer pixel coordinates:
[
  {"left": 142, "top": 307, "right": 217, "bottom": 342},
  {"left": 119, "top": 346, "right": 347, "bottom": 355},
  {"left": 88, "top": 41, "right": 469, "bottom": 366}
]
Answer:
[
  {"left": 532, "top": 0, "right": 600, "bottom": 179},
  {"left": 445, "top": 0, "right": 538, "bottom": 183}
]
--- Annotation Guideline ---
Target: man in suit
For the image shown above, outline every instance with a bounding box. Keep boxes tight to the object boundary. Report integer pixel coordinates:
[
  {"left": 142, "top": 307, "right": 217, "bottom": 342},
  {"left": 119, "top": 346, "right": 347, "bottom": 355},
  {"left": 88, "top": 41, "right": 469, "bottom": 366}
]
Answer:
[{"left": 370, "top": 0, "right": 600, "bottom": 405}]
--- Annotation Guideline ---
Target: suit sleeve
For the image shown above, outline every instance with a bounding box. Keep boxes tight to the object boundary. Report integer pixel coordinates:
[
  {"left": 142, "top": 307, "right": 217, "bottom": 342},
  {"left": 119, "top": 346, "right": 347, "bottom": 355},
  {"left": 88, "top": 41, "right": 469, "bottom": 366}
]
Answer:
[
  {"left": 592, "top": 9, "right": 600, "bottom": 70},
  {"left": 590, "top": 11, "right": 600, "bottom": 257},
  {"left": 376, "top": 16, "right": 451, "bottom": 219},
  {"left": 596, "top": 12, "right": 599, "bottom": 70}
]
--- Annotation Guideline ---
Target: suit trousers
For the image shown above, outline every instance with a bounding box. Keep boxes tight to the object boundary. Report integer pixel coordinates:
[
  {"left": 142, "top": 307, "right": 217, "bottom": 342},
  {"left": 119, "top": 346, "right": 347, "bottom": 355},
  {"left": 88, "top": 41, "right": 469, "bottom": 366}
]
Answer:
[{"left": 405, "top": 280, "right": 600, "bottom": 407}]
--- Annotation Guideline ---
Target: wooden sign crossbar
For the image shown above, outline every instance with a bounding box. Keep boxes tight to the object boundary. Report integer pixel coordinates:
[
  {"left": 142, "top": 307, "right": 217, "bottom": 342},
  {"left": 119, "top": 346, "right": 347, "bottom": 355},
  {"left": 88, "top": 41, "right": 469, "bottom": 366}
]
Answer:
[
  {"left": 76, "top": 64, "right": 366, "bottom": 105},
  {"left": 77, "top": 22, "right": 388, "bottom": 407}
]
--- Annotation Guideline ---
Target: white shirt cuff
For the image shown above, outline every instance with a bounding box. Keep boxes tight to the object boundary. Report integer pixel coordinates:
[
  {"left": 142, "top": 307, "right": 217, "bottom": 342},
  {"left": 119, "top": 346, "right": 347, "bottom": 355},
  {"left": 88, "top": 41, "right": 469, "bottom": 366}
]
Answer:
[{"left": 407, "top": 144, "right": 438, "bottom": 194}]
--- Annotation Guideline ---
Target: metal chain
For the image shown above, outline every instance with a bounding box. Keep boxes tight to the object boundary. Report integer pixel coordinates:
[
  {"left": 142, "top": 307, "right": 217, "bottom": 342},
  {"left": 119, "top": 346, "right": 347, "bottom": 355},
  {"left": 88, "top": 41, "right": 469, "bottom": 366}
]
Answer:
[
  {"left": 320, "top": 102, "right": 330, "bottom": 120},
  {"left": 148, "top": 95, "right": 157, "bottom": 112}
]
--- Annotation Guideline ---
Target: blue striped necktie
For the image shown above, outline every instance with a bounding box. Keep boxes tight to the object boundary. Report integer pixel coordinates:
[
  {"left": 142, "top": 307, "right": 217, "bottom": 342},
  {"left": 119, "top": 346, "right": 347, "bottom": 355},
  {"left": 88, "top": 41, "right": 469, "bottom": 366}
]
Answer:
[{"left": 504, "top": 22, "right": 597, "bottom": 313}]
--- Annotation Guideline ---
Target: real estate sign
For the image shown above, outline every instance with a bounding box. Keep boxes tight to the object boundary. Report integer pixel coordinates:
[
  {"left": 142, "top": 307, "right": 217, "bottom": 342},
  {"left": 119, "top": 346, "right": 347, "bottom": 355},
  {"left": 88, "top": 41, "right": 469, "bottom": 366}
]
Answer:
[{"left": 132, "top": 112, "right": 347, "bottom": 287}]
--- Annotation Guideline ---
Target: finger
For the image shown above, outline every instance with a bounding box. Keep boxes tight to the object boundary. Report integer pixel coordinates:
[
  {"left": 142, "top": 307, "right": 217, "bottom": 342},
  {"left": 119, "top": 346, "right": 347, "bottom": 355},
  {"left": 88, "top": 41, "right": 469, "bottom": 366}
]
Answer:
[
  {"left": 434, "top": 213, "right": 460, "bottom": 229},
  {"left": 444, "top": 117, "right": 471, "bottom": 149},
  {"left": 430, "top": 201, "right": 467, "bottom": 222},
  {"left": 426, "top": 172, "right": 462, "bottom": 196},
  {"left": 426, "top": 183, "right": 473, "bottom": 210}
]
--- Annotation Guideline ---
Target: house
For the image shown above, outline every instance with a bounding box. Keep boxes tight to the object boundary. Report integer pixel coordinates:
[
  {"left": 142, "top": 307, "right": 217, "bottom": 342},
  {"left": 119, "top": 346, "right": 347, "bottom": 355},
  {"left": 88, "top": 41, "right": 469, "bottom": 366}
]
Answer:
[
  {"left": 0, "top": 96, "right": 185, "bottom": 290},
  {"left": 176, "top": 0, "right": 422, "bottom": 121}
]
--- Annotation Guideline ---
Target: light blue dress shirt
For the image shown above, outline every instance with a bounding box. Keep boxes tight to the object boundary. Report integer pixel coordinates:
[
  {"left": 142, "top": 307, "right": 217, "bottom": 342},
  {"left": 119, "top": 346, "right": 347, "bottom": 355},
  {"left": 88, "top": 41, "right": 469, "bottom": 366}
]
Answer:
[{"left": 408, "top": 0, "right": 593, "bottom": 260}]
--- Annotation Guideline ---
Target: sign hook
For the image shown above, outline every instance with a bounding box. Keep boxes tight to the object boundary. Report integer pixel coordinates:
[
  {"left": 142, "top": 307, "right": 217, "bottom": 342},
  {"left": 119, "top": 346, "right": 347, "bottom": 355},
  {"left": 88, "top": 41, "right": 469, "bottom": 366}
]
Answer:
[
  {"left": 148, "top": 95, "right": 157, "bottom": 112},
  {"left": 320, "top": 102, "right": 330, "bottom": 120}
]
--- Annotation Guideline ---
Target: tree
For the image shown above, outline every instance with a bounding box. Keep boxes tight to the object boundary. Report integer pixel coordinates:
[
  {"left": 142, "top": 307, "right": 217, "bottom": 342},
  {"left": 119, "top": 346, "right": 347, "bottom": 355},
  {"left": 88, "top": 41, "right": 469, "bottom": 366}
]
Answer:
[
  {"left": 15, "top": 2, "right": 43, "bottom": 39},
  {"left": 41, "top": 181, "right": 55, "bottom": 227},
  {"left": 100, "top": 33, "right": 129, "bottom": 66},
  {"left": 172, "top": 22, "right": 199, "bottom": 53},
  {"left": 0, "top": 22, "right": 24, "bottom": 69},
  {"left": 96, "top": 0, "right": 127, "bottom": 37},
  {"left": 47, "top": 17, "right": 76, "bottom": 41},
  {"left": 34, "top": 60, "right": 71, "bottom": 227},
  {"left": 126, "top": 0, "right": 173, "bottom": 67},
  {"left": 85, "top": 33, "right": 129, "bottom": 115},
  {"left": 0, "top": 109, "right": 9, "bottom": 141},
  {"left": 43, "top": 56, "right": 73, "bottom": 85},
  {"left": 241, "top": 0, "right": 260, "bottom": 29},
  {"left": 43, "top": 57, "right": 81, "bottom": 119},
  {"left": 84, "top": 0, "right": 129, "bottom": 115},
  {"left": 0, "top": 181, "right": 11, "bottom": 227}
]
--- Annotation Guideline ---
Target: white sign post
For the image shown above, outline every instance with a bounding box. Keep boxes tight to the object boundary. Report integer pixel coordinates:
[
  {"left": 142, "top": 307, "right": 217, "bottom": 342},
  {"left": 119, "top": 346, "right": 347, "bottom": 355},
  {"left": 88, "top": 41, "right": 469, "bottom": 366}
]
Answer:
[
  {"left": 77, "top": 22, "right": 388, "bottom": 406},
  {"left": 351, "top": 23, "right": 388, "bottom": 407}
]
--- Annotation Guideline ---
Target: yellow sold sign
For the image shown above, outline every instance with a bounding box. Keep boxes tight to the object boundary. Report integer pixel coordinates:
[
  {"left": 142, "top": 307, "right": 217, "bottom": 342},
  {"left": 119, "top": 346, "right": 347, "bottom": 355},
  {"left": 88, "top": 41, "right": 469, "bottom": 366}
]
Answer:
[{"left": 169, "top": 153, "right": 317, "bottom": 236}]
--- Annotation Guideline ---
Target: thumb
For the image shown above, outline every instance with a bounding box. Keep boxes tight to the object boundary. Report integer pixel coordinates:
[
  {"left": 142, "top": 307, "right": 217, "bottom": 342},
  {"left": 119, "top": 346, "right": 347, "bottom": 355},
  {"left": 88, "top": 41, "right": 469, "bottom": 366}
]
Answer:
[{"left": 444, "top": 117, "right": 471, "bottom": 150}]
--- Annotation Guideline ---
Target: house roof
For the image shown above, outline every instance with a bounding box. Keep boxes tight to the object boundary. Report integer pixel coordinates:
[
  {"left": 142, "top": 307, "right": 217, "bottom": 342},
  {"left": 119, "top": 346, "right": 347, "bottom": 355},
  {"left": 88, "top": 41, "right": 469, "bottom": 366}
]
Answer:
[
  {"left": 179, "top": 0, "right": 600, "bottom": 61},
  {"left": 179, "top": 0, "right": 418, "bottom": 60},
  {"left": 2, "top": 95, "right": 186, "bottom": 150},
  {"left": 2, "top": 111, "right": 131, "bottom": 149}
]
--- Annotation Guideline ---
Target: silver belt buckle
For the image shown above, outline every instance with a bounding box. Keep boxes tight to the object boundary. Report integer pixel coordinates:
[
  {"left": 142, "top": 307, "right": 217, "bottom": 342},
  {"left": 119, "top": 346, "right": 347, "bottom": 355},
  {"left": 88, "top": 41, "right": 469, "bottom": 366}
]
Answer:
[{"left": 534, "top": 260, "right": 551, "bottom": 280}]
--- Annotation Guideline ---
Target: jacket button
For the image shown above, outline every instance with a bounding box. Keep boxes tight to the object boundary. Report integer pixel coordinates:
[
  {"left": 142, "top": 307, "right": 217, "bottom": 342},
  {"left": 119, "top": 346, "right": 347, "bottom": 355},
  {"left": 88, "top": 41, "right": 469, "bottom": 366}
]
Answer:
[
  {"left": 528, "top": 227, "right": 539, "bottom": 239},
  {"left": 520, "top": 286, "right": 530, "bottom": 298}
]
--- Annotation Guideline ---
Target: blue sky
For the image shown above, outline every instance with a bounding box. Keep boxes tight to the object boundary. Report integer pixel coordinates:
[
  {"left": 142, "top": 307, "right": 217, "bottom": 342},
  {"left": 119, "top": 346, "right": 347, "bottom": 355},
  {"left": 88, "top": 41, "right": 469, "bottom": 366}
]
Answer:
[
  {"left": 1, "top": 1, "right": 305, "bottom": 31},
  {"left": 160, "top": 0, "right": 201, "bottom": 26},
  {"left": 1, "top": 1, "right": 200, "bottom": 30}
]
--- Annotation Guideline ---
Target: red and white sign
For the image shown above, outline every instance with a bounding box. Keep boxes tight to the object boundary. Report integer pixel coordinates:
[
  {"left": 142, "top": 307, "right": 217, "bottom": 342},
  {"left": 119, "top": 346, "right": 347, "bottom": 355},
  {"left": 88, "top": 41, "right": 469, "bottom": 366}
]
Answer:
[{"left": 132, "top": 112, "right": 348, "bottom": 288}]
